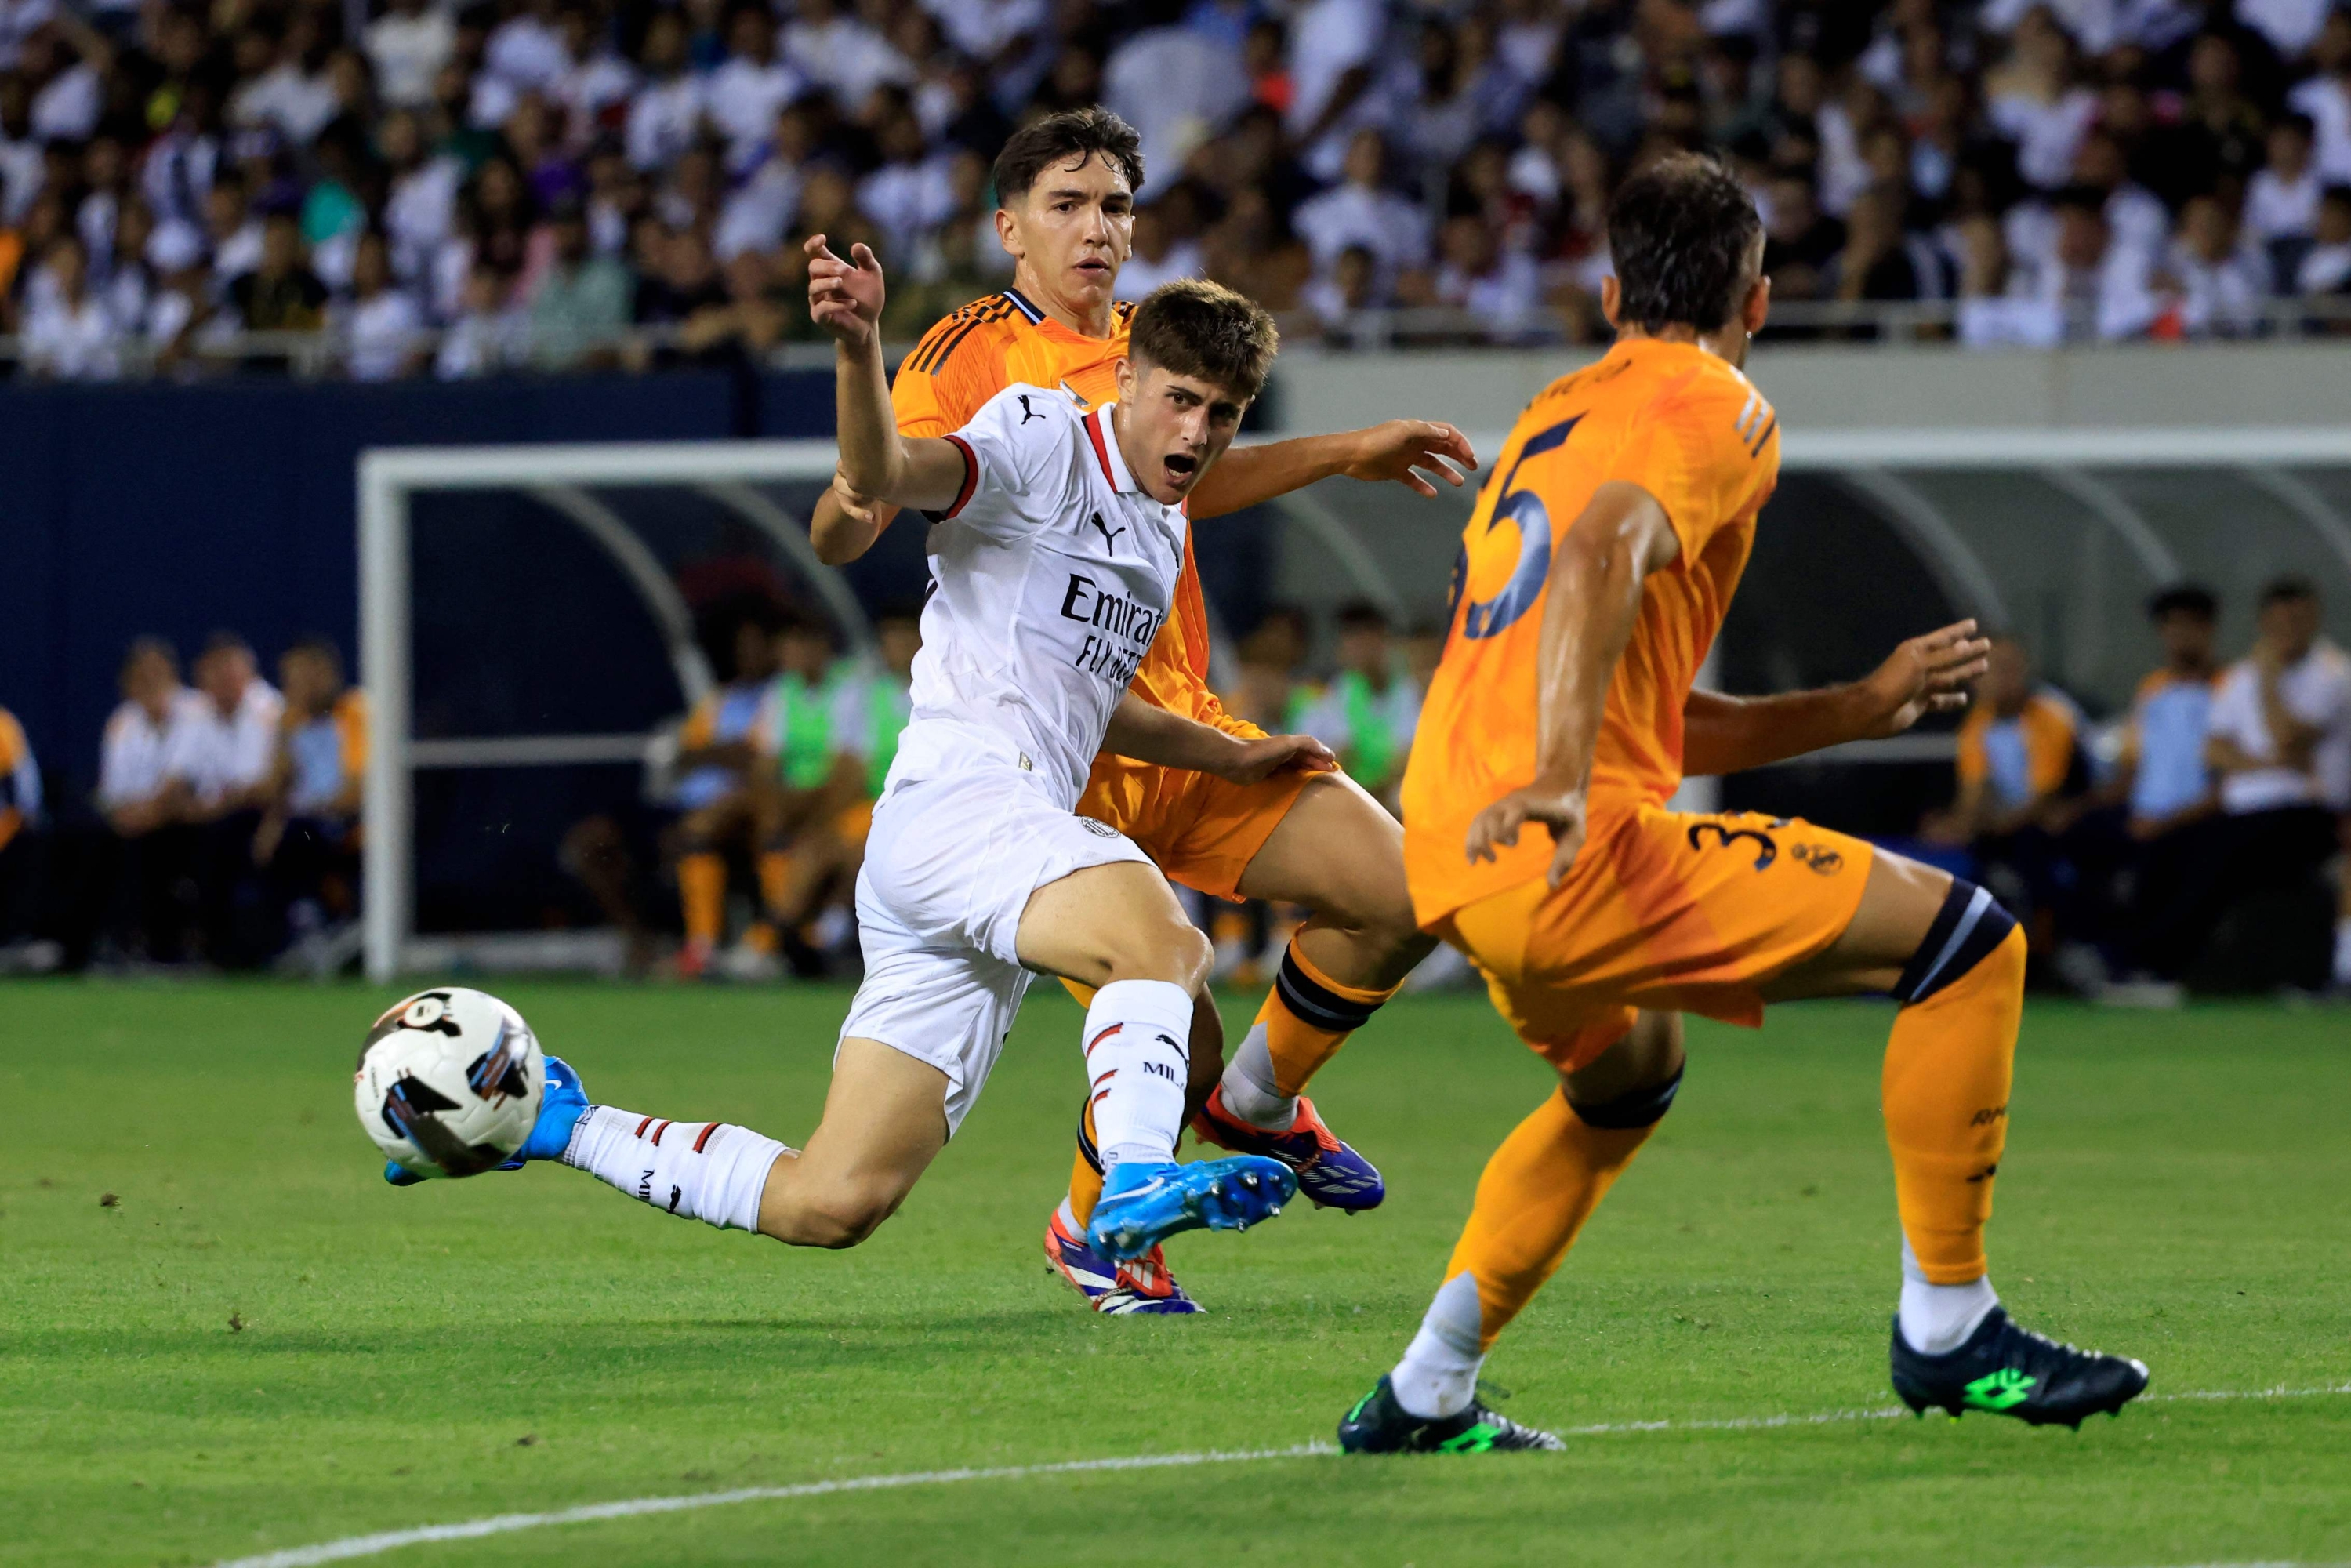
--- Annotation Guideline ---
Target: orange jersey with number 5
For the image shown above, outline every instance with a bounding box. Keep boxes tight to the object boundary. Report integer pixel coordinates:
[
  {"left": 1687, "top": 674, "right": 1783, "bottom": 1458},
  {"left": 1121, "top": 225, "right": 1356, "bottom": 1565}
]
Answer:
[{"left": 1401, "top": 337, "right": 1781, "bottom": 927}]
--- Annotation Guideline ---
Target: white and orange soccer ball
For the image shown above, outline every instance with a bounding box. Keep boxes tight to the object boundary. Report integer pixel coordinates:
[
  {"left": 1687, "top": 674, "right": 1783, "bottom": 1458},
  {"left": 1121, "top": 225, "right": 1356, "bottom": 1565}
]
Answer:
[{"left": 354, "top": 988, "right": 545, "bottom": 1179}]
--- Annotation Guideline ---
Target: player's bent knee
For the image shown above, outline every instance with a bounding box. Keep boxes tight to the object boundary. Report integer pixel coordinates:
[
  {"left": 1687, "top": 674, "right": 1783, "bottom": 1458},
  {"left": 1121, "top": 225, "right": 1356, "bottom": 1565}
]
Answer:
[
  {"left": 1096, "top": 916, "right": 1213, "bottom": 991},
  {"left": 1567, "top": 1062, "right": 1684, "bottom": 1130},
  {"left": 1891, "top": 879, "right": 2022, "bottom": 1006},
  {"left": 769, "top": 1180, "right": 900, "bottom": 1249}
]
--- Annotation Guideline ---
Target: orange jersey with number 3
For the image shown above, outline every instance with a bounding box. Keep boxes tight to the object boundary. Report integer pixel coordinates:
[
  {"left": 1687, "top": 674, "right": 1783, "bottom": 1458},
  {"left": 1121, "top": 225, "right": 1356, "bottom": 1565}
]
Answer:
[{"left": 1401, "top": 337, "right": 1781, "bottom": 928}]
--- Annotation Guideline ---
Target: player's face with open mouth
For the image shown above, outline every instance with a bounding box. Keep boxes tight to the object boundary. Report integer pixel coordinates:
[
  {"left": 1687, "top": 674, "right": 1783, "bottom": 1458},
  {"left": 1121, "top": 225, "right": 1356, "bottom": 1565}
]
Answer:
[
  {"left": 1116, "top": 363, "right": 1246, "bottom": 506},
  {"left": 1000, "top": 153, "right": 1134, "bottom": 318}
]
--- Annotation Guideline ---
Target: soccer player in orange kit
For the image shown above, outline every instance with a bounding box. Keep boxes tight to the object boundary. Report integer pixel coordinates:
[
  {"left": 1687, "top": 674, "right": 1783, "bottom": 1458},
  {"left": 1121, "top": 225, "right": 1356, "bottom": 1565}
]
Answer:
[
  {"left": 1336, "top": 154, "right": 2150, "bottom": 1450},
  {"left": 811, "top": 107, "right": 1477, "bottom": 1313}
]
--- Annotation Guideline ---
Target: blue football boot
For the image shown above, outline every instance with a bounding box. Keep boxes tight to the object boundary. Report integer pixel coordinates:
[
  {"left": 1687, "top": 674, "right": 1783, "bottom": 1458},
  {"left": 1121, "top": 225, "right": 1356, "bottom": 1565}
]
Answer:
[
  {"left": 383, "top": 1054, "right": 590, "bottom": 1185},
  {"left": 1085, "top": 1154, "right": 1297, "bottom": 1262},
  {"left": 1192, "top": 1085, "right": 1386, "bottom": 1211}
]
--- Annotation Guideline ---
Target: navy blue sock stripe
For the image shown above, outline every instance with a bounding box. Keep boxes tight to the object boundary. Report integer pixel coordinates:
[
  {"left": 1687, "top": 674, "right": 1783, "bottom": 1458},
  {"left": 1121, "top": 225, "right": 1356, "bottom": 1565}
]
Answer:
[
  {"left": 1892, "top": 879, "right": 2016, "bottom": 1004},
  {"left": 1569, "top": 1065, "right": 1684, "bottom": 1130},
  {"left": 1074, "top": 1096, "right": 1103, "bottom": 1174},
  {"left": 1275, "top": 948, "right": 1382, "bottom": 1034}
]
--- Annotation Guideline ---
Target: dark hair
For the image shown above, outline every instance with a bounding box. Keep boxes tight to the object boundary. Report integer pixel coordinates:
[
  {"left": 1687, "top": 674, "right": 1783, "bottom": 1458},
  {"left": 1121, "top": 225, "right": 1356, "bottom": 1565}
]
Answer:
[
  {"left": 2278, "top": 111, "right": 2317, "bottom": 140},
  {"left": 992, "top": 107, "right": 1145, "bottom": 205},
  {"left": 289, "top": 634, "right": 345, "bottom": 678},
  {"left": 1127, "top": 278, "right": 1279, "bottom": 401},
  {"left": 204, "top": 630, "right": 253, "bottom": 657},
  {"left": 2148, "top": 583, "right": 2217, "bottom": 620},
  {"left": 1606, "top": 153, "right": 1763, "bottom": 334},
  {"left": 122, "top": 636, "right": 177, "bottom": 677},
  {"left": 874, "top": 601, "right": 924, "bottom": 627},
  {"left": 1335, "top": 599, "right": 1391, "bottom": 632},
  {"left": 2261, "top": 575, "right": 2319, "bottom": 608}
]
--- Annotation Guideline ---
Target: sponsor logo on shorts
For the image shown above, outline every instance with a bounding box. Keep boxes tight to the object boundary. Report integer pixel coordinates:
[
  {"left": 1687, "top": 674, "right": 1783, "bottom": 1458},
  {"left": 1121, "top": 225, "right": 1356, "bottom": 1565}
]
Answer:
[
  {"left": 1790, "top": 843, "right": 1844, "bottom": 875},
  {"left": 1971, "top": 1104, "right": 2008, "bottom": 1127}
]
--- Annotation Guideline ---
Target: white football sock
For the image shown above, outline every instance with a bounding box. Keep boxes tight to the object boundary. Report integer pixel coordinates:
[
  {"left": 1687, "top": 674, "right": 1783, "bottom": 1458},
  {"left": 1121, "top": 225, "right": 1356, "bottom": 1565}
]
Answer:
[
  {"left": 2333, "top": 916, "right": 2351, "bottom": 987},
  {"left": 1085, "top": 979, "right": 1193, "bottom": 1170},
  {"left": 1390, "top": 1272, "right": 1486, "bottom": 1419},
  {"left": 1217, "top": 1022, "right": 1297, "bottom": 1131},
  {"left": 561, "top": 1105, "right": 789, "bottom": 1232},
  {"left": 1897, "top": 1238, "right": 1999, "bottom": 1355}
]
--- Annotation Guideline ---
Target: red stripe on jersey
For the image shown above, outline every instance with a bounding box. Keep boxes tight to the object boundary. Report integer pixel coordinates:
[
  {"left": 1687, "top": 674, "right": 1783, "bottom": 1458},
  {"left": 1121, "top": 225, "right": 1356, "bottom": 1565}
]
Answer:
[
  {"left": 1083, "top": 408, "right": 1116, "bottom": 487},
  {"left": 633, "top": 1116, "right": 654, "bottom": 1138},
  {"left": 941, "top": 433, "right": 979, "bottom": 517},
  {"left": 692, "top": 1122, "right": 720, "bottom": 1153}
]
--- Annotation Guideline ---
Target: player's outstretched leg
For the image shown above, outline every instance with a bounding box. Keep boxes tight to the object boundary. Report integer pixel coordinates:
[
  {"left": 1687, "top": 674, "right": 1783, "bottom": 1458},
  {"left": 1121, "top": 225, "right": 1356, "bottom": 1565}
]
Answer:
[
  {"left": 1194, "top": 775, "right": 1427, "bottom": 1208},
  {"left": 1771, "top": 857, "right": 2150, "bottom": 1426},
  {"left": 1340, "top": 1012, "right": 1683, "bottom": 1454},
  {"left": 1019, "top": 862, "right": 1294, "bottom": 1267}
]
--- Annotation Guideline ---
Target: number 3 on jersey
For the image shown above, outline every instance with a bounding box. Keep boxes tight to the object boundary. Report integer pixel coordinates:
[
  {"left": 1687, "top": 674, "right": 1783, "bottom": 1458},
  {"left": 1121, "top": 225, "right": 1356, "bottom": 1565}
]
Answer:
[{"left": 1452, "top": 416, "right": 1581, "bottom": 641}]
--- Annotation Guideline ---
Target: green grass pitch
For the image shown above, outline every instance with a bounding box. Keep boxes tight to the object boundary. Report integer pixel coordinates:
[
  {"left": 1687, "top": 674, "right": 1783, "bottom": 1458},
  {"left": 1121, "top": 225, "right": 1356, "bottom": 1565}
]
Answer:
[{"left": 4, "top": 981, "right": 2347, "bottom": 1567}]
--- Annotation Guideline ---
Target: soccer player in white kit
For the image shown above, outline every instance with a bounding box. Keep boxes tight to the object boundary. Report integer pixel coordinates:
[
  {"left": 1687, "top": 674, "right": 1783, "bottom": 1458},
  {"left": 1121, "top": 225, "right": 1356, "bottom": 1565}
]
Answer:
[{"left": 412, "top": 245, "right": 1325, "bottom": 1268}]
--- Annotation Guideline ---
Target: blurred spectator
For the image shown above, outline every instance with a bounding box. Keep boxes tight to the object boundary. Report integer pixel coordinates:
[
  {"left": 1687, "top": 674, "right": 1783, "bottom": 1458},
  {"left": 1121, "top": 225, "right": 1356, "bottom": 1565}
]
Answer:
[
  {"left": 2298, "top": 185, "right": 2351, "bottom": 294},
  {"left": 171, "top": 631, "right": 283, "bottom": 965},
  {"left": 2204, "top": 577, "right": 2351, "bottom": 989},
  {"left": 229, "top": 210, "right": 328, "bottom": 333},
  {"left": 2289, "top": 11, "right": 2351, "bottom": 183},
  {"left": 254, "top": 637, "right": 365, "bottom": 964},
  {"left": 1293, "top": 600, "right": 1420, "bottom": 810},
  {"left": 667, "top": 605, "right": 780, "bottom": 979},
  {"left": 1425, "top": 208, "right": 1544, "bottom": 339},
  {"left": 1927, "top": 634, "right": 2090, "bottom": 953},
  {"left": 706, "top": 5, "right": 802, "bottom": 176},
  {"left": 339, "top": 230, "right": 424, "bottom": 379},
  {"left": 528, "top": 196, "right": 629, "bottom": 368},
  {"left": 96, "top": 637, "right": 202, "bottom": 963},
  {"left": 2163, "top": 193, "right": 2263, "bottom": 336},
  {"left": 2108, "top": 585, "right": 2223, "bottom": 989},
  {"left": 365, "top": 0, "right": 454, "bottom": 111},
  {"left": 22, "top": 232, "right": 119, "bottom": 377},
  {"left": 434, "top": 259, "right": 523, "bottom": 377},
  {"left": 1292, "top": 129, "right": 1428, "bottom": 290},
  {"left": 1106, "top": 0, "right": 1247, "bottom": 182}
]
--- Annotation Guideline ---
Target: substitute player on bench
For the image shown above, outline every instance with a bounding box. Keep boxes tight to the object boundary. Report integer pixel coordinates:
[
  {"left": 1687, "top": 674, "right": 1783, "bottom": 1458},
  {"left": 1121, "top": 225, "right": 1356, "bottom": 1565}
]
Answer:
[
  {"left": 1337, "top": 154, "right": 2150, "bottom": 1453},
  {"left": 812, "top": 107, "right": 1476, "bottom": 1314}
]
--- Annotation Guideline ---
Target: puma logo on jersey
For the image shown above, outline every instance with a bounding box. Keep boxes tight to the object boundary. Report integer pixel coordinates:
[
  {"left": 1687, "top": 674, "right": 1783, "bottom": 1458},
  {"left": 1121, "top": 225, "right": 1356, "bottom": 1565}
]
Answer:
[
  {"left": 1018, "top": 394, "right": 1043, "bottom": 424},
  {"left": 1087, "top": 511, "right": 1126, "bottom": 550}
]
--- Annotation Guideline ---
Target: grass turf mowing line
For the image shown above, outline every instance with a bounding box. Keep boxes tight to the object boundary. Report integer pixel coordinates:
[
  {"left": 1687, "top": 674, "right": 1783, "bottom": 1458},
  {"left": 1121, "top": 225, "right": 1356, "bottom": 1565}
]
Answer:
[
  {"left": 212, "top": 1385, "right": 2351, "bottom": 1568},
  {"left": 3, "top": 982, "right": 2348, "bottom": 1567}
]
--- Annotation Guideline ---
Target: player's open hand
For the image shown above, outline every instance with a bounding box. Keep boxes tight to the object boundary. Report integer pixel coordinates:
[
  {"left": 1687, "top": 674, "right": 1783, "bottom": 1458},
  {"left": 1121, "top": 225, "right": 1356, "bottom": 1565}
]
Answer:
[
  {"left": 1857, "top": 619, "right": 1990, "bottom": 738},
  {"left": 1465, "top": 780, "right": 1588, "bottom": 887},
  {"left": 1214, "top": 732, "right": 1337, "bottom": 785},
  {"left": 806, "top": 235, "right": 884, "bottom": 347},
  {"left": 1343, "top": 420, "right": 1478, "bottom": 499}
]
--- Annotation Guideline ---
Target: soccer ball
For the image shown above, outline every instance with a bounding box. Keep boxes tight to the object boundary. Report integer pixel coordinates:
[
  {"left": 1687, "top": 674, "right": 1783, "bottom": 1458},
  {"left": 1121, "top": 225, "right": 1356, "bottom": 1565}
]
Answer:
[{"left": 354, "top": 988, "right": 545, "bottom": 1179}]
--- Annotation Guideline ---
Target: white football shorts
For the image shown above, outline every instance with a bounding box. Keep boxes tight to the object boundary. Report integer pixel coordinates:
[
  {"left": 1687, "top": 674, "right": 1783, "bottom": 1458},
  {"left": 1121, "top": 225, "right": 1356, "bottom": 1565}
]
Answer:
[{"left": 839, "top": 754, "right": 1151, "bottom": 1134}]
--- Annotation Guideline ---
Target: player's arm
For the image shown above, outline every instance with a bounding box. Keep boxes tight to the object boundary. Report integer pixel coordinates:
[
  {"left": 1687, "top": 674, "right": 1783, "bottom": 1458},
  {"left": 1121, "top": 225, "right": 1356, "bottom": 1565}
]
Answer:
[
  {"left": 1102, "top": 692, "right": 1336, "bottom": 784},
  {"left": 1464, "top": 481, "right": 1680, "bottom": 886},
  {"left": 807, "top": 236, "right": 971, "bottom": 515},
  {"left": 1679, "top": 620, "right": 1989, "bottom": 775},
  {"left": 1186, "top": 423, "right": 1478, "bottom": 519},
  {"left": 810, "top": 477, "right": 894, "bottom": 567}
]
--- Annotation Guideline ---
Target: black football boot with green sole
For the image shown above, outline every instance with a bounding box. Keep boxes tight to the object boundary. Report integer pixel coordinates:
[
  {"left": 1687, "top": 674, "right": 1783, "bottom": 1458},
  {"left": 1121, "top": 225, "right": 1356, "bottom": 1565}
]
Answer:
[
  {"left": 1337, "top": 1375, "right": 1565, "bottom": 1454},
  {"left": 1890, "top": 1307, "right": 2150, "bottom": 1428}
]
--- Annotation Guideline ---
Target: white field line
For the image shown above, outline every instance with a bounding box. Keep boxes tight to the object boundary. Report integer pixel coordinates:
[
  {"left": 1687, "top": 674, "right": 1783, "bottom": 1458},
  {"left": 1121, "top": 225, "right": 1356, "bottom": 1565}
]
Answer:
[{"left": 212, "top": 1383, "right": 2351, "bottom": 1568}]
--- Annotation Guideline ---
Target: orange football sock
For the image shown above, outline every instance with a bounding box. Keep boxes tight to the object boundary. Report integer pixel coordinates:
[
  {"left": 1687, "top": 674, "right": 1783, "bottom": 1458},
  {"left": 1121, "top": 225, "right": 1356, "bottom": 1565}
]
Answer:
[
  {"left": 1253, "top": 936, "right": 1399, "bottom": 1100},
  {"left": 756, "top": 850, "right": 794, "bottom": 919},
  {"left": 1068, "top": 1097, "right": 1105, "bottom": 1228},
  {"left": 1883, "top": 924, "right": 2024, "bottom": 1284},
  {"left": 678, "top": 852, "right": 725, "bottom": 948},
  {"left": 1444, "top": 1091, "right": 1662, "bottom": 1348}
]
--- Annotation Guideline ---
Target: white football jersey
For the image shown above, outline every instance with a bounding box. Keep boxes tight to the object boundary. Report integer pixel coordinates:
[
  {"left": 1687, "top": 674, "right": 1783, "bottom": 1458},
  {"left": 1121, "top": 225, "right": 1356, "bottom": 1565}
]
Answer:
[{"left": 890, "top": 383, "right": 1188, "bottom": 809}]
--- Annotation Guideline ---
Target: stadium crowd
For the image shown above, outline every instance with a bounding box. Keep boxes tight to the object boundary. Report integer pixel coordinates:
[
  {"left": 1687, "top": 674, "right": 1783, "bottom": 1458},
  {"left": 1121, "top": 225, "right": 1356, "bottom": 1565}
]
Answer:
[
  {"left": 2, "top": 573, "right": 2342, "bottom": 1000},
  {"left": 5, "top": 0, "right": 2351, "bottom": 378}
]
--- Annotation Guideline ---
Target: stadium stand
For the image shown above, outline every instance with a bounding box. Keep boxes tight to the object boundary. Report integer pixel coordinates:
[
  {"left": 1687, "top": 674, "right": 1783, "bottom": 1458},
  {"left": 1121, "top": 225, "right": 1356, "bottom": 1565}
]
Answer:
[{"left": 5, "top": 0, "right": 2351, "bottom": 377}]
